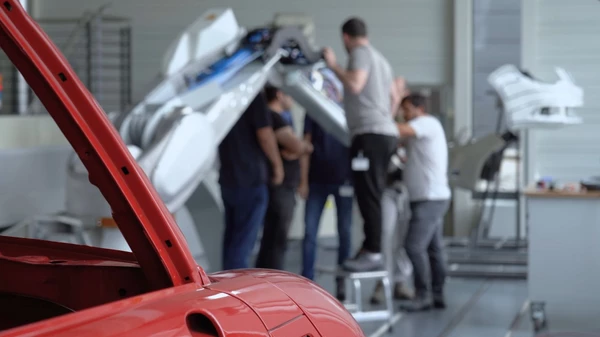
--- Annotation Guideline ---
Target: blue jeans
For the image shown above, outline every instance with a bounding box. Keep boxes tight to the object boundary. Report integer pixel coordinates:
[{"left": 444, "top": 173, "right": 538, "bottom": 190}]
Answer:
[
  {"left": 301, "top": 183, "right": 353, "bottom": 280},
  {"left": 221, "top": 185, "right": 269, "bottom": 270}
]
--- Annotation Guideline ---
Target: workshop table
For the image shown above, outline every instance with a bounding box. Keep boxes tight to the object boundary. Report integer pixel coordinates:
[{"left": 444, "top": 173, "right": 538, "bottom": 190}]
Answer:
[{"left": 525, "top": 187, "right": 600, "bottom": 332}]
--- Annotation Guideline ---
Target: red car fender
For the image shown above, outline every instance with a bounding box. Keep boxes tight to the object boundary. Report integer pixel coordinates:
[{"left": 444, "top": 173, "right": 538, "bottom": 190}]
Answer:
[{"left": 209, "top": 270, "right": 365, "bottom": 337}]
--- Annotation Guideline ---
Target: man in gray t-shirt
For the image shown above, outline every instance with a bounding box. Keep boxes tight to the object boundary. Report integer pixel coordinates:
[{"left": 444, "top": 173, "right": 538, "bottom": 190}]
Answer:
[{"left": 324, "top": 17, "right": 400, "bottom": 272}]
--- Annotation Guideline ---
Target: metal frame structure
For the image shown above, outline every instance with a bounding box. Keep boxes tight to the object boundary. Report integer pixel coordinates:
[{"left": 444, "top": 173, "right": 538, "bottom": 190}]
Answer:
[
  {"left": 445, "top": 131, "right": 527, "bottom": 279},
  {"left": 25, "top": 6, "right": 132, "bottom": 115},
  {"left": 444, "top": 84, "right": 527, "bottom": 278}
]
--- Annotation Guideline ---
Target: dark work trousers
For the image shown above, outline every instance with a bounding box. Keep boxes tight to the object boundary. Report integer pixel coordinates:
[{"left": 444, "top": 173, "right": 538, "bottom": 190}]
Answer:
[
  {"left": 255, "top": 185, "right": 297, "bottom": 270},
  {"left": 350, "top": 133, "right": 399, "bottom": 253},
  {"left": 404, "top": 200, "right": 450, "bottom": 298},
  {"left": 221, "top": 185, "right": 269, "bottom": 270}
]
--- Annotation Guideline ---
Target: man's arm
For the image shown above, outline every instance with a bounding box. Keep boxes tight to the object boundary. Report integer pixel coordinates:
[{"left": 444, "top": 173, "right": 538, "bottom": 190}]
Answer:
[
  {"left": 299, "top": 133, "right": 312, "bottom": 185},
  {"left": 324, "top": 47, "right": 369, "bottom": 95},
  {"left": 275, "top": 126, "right": 311, "bottom": 160},
  {"left": 391, "top": 77, "right": 408, "bottom": 117},
  {"left": 398, "top": 117, "right": 433, "bottom": 140},
  {"left": 397, "top": 123, "right": 417, "bottom": 139},
  {"left": 298, "top": 116, "right": 312, "bottom": 198},
  {"left": 330, "top": 64, "right": 368, "bottom": 95},
  {"left": 297, "top": 133, "right": 312, "bottom": 198},
  {"left": 256, "top": 127, "right": 284, "bottom": 172},
  {"left": 251, "top": 94, "right": 284, "bottom": 184},
  {"left": 390, "top": 79, "right": 400, "bottom": 117}
]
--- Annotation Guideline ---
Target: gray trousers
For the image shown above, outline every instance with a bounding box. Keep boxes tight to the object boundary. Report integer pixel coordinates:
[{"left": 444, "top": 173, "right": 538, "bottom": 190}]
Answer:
[
  {"left": 381, "top": 186, "right": 413, "bottom": 283},
  {"left": 404, "top": 199, "right": 450, "bottom": 297}
]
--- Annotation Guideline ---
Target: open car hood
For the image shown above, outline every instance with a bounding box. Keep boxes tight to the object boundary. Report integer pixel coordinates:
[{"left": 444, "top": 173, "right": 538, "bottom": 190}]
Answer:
[{"left": 0, "top": 0, "right": 208, "bottom": 289}]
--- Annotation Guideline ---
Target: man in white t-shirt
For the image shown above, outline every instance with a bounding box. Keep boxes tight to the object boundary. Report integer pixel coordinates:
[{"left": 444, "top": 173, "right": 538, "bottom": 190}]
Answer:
[{"left": 395, "top": 93, "right": 451, "bottom": 312}]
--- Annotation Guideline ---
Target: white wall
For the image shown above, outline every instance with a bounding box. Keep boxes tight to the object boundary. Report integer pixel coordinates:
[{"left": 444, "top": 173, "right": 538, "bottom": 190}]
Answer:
[
  {"left": 33, "top": 0, "right": 453, "bottom": 102},
  {"left": 523, "top": 0, "right": 600, "bottom": 183},
  {"left": 472, "top": 0, "right": 522, "bottom": 138},
  {"left": 0, "top": 117, "right": 70, "bottom": 227},
  {"left": 0, "top": 116, "right": 67, "bottom": 149},
  {"left": 452, "top": 0, "right": 475, "bottom": 237}
]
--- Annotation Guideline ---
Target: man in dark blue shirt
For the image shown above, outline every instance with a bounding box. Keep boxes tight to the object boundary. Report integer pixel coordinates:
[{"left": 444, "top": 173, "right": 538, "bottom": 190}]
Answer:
[
  {"left": 218, "top": 93, "right": 283, "bottom": 270},
  {"left": 255, "top": 85, "right": 312, "bottom": 271},
  {"left": 299, "top": 114, "right": 353, "bottom": 301}
]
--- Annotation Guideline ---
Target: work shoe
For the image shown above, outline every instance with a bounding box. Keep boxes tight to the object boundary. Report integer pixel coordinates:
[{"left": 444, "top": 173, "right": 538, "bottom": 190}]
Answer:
[
  {"left": 370, "top": 281, "right": 415, "bottom": 304},
  {"left": 342, "top": 251, "right": 384, "bottom": 272},
  {"left": 398, "top": 296, "right": 433, "bottom": 312},
  {"left": 433, "top": 292, "right": 446, "bottom": 309},
  {"left": 335, "top": 277, "right": 346, "bottom": 302}
]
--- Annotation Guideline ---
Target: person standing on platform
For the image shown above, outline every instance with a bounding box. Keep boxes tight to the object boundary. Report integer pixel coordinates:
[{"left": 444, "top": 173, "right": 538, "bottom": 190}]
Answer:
[
  {"left": 218, "top": 93, "right": 284, "bottom": 271},
  {"left": 370, "top": 160, "right": 415, "bottom": 304},
  {"left": 299, "top": 72, "right": 353, "bottom": 301},
  {"left": 370, "top": 75, "right": 415, "bottom": 303},
  {"left": 323, "top": 17, "right": 400, "bottom": 272},
  {"left": 255, "top": 85, "right": 313, "bottom": 271}
]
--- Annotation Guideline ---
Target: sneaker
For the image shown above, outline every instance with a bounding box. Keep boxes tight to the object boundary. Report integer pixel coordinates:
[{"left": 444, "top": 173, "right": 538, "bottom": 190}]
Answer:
[
  {"left": 370, "top": 281, "right": 415, "bottom": 304},
  {"left": 370, "top": 281, "right": 385, "bottom": 305},
  {"left": 335, "top": 277, "right": 346, "bottom": 302},
  {"left": 342, "top": 251, "right": 384, "bottom": 272},
  {"left": 395, "top": 283, "right": 415, "bottom": 300},
  {"left": 398, "top": 296, "right": 433, "bottom": 312}
]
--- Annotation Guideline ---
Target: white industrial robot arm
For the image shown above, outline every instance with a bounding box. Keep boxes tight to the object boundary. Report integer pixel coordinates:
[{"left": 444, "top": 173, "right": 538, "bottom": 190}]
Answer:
[
  {"left": 53, "top": 9, "right": 347, "bottom": 266},
  {"left": 267, "top": 14, "right": 351, "bottom": 146},
  {"left": 113, "top": 9, "right": 325, "bottom": 213}
]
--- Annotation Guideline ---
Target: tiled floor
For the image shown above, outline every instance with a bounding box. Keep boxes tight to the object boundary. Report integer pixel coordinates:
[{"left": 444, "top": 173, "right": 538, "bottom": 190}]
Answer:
[
  {"left": 284, "top": 241, "right": 532, "bottom": 337},
  {"left": 186, "top": 189, "right": 539, "bottom": 337}
]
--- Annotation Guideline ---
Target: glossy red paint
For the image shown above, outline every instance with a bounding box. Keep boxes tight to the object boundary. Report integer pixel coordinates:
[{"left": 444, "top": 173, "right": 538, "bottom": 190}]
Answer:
[
  {"left": 0, "top": 1, "right": 365, "bottom": 336},
  {"left": 1, "top": 270, "right": 364, "bottom": 336}
]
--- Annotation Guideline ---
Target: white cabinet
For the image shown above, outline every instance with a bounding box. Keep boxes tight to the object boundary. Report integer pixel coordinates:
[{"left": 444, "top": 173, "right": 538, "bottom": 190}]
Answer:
[{"left": 526, "top": 189, "right": 600, "bottom": 331}]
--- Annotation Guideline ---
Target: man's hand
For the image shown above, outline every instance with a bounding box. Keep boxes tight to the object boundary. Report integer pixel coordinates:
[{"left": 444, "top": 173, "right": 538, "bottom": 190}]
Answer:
[
  {"left": 271, "top": 163, "right": 284, "bottom": 185},
  {"left": 323, "top": 47, "right": 337, "bottom": 68},
  {"left": 280, "top": 141, "right": 313, "bottom": 161},
  {"left": 304, "top": 141, "right": 314, "bottom": 154},
  {"left": 280, "top": 149, "right": 297, "bottom": 161},
  {"left": 398, "top": 147, "right": 407, "bottom": 163},
  {"left": 297, "top": 182, "right": 309, "bottom": 199},
  {"left": 397, "top": 123, "right": 417, "bottom": 139}
]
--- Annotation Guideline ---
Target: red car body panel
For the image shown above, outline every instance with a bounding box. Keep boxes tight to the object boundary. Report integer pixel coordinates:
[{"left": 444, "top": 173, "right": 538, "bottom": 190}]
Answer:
[
  {"left": 0, "top": 0, "right": 202, "bottom": 290},
  {"left": 0, "top": 1, "right": 364, "bottom": 336}
]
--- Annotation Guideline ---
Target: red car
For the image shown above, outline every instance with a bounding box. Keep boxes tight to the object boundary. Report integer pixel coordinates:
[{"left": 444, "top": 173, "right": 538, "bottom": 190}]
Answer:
[{"left": 0, "top": 1, "right": 364, "bottom": 336}]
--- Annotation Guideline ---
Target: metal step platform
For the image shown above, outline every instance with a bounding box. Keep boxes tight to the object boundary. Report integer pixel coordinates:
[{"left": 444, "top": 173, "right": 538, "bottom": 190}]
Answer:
[{"left": 317, "top": 265, "right": 396, "bottom": 329}]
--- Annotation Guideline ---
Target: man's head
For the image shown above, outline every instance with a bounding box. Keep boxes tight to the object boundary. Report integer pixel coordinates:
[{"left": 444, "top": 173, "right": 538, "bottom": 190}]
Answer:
[
  {"left": 264, "top": 85, "right": 294, "bottom": 111},
  {"left": 400, "top": 93, "right": 427, "bottom": 121},
  {"left": 341, "top": 17, "right": 368, "bottom": 53}
]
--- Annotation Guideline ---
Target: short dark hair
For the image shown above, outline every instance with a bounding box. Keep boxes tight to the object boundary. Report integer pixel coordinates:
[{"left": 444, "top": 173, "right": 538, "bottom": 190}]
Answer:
[
  {"left": 401, "top": 93, "right": 427, "bottom": 109},
  {"left": 342, "top": 17, "right": 367, "bottom": 38},
  {"left": 264, "top": 85, "right": 280, "bottom": 103}
]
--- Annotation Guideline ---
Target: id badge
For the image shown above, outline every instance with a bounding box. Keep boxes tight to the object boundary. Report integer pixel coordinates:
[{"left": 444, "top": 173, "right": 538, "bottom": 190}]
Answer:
[
  {"left": 351, "top": 151, "right": 370, "bottom": 171},
  {"left": 339, "top": 185, "right": 354, "bottom": 197}
]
